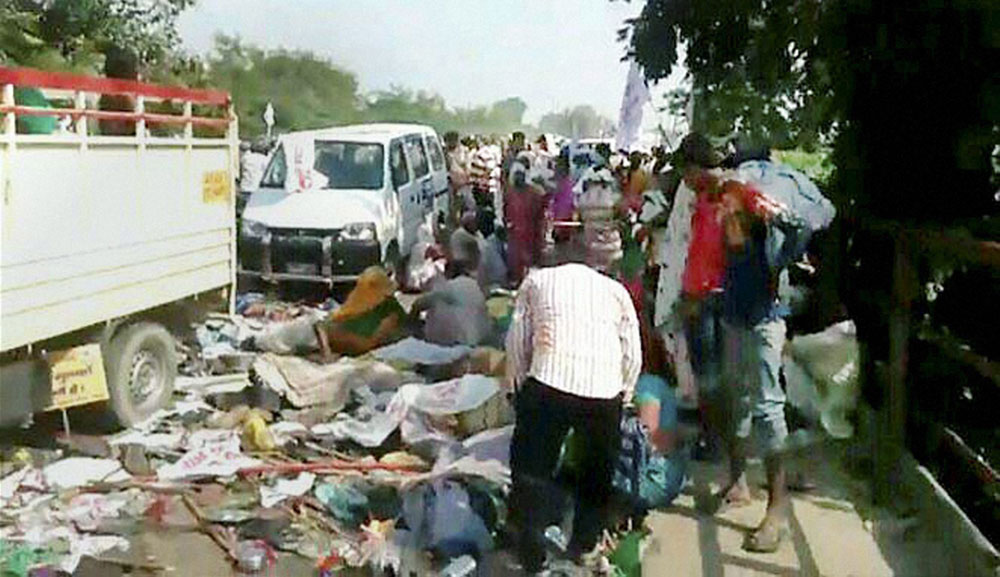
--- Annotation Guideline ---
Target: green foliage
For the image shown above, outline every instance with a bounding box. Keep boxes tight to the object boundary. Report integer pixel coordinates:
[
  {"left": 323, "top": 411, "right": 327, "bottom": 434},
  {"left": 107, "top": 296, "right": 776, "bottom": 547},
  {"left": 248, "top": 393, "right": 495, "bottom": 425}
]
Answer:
[
  {"left": 1, "top": 0, "right": 192, "bottom": 72},
  {"left": 207, "top": 35, "right": 362, "bottom": 137},
  {"left": 363, "top": 87, "right": 529, "bottom": 136},
  {"left": 207, "top": 34, "right": 534, "bottom": 139},
  {"left": 627, "top": 0, "right": 998, "bottom": 221},
  {"left": 773, "top": 148, "right": 833, "bottom": 189},
  {"left": 3, "top": 5, "right": 601, "bottom": 142},
  {"left": 627, "top": 0, "right": 835, "bottom": 150}
]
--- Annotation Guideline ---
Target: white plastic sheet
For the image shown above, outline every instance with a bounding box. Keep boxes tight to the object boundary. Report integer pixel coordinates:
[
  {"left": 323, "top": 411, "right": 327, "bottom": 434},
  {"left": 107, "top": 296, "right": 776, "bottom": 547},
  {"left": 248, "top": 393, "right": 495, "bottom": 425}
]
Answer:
[
  {"left": 157, "top": 430, "right": 262, "bottom": 481},
  {"left": 64, "top": 492, "right": 132, "bottom": 531},
  {"left": 61, "top": 534, "right": 130, "bottom": 573},
  {"left": 260, "top": 472, "right": 316, "bottom": 508},
  {"left": 783, "top": 321, "right": 859, "bottom": 438},
  {"left": 312, "top": 375, "right": 500, "bottom": 448},
  {"left": 253, "top": 354, "right": 358, "bottom": 409},
  {"left": 372, "top": 337, "right": 471, "bottom": 366},
  {"left": 43, "top": 458, "right": 131, "bottom": 490}
]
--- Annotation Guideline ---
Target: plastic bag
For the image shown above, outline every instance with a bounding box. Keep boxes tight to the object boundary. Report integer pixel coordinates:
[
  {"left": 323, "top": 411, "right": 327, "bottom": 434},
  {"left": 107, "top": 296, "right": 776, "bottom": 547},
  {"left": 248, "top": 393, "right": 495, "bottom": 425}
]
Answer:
[{"left": 783, "top": 321, "right": 859, "bottom": 438}]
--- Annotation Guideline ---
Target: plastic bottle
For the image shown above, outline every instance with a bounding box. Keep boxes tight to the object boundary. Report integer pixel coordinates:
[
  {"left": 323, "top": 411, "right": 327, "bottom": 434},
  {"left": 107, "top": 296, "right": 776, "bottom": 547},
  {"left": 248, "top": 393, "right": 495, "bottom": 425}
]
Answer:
[
  {"left": 440, "top": 554, "right": 477, "bottom": 577},
  {"left": 544, "top": 525, "right": 568, "bottom": 552},
  {"left": 234, "top": 541, "right": 271, "bottom": 576}
]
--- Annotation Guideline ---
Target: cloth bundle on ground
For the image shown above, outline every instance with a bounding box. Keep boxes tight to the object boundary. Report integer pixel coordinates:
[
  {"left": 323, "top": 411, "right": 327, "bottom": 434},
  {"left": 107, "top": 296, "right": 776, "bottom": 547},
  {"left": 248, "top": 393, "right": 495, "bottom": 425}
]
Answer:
[
  {"left": 311, "top": 374, "right": 507, "bottom": 448},
  {"left": 252, "top": 353, "right": 409, "bottom": 410},
  {"left": 397, "top": 479, "right": 494, "bottom": 559},
  {"left": 782, "top": 321, "right": 859, "bottom": 438},
  {"left": 252, "top": 310, "right": 326, "bottom": 355}
]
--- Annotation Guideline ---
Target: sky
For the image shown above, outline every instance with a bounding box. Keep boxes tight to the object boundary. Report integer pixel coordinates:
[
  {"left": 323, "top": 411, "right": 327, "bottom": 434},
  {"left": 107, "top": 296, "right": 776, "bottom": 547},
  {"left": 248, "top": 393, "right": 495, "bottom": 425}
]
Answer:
[{"left": 177, "top": 0, "right": 687, "bottom": 126}]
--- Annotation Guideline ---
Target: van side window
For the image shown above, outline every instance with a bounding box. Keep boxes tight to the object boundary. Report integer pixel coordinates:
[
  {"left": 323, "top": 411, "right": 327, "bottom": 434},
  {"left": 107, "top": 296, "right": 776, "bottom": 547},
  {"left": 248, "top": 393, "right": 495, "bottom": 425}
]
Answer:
[
  {"left": 427, "top": 136, "right": 445, "bottom": 172},
  {"left": 406, "top": 136, "right": 430, "bottom": 178},
  {"left": 259, "top": 145, "right": 286, "bottom": 188},
  {"left": 390, "top": 140, "right": 410, "bottom": 188}
]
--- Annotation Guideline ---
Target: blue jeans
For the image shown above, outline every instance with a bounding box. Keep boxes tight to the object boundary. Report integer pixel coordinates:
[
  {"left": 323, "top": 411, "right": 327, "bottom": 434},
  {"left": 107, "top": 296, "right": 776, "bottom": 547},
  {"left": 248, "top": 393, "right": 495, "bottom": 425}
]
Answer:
[
  {"left": 722, "top": 318, "right": 789, "bottom": 455},
  {"left": 683, "top": 293, "right": 724, "bottom": 394}
]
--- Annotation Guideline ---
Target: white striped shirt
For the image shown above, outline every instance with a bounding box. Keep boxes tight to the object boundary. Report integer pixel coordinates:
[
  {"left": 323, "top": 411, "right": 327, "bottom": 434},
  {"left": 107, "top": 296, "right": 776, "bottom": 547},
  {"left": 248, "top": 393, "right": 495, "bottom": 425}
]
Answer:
[{"left": 506, "top": 264, "right": 642, "bottom": 401}]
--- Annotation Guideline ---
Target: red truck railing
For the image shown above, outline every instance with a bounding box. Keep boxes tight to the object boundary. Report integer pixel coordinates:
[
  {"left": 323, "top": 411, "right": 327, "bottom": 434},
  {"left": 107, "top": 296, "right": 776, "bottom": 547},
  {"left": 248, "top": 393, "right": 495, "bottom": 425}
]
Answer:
[{"left": 0, "top": 66, "right": 233, "bottom": 132}]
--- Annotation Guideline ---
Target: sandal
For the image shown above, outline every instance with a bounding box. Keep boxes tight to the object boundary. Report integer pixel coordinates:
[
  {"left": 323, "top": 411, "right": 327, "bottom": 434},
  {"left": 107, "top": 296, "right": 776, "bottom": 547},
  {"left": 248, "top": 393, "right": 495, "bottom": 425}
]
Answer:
[{"left": 743, "top": 521, "right": 790, "bottom": 553}]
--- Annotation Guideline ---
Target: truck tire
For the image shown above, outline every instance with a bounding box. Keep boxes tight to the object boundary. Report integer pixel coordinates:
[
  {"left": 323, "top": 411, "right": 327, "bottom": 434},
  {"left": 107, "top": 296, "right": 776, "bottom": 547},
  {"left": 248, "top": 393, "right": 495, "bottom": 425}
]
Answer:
[{"left": 104, "top": 322, "right": 177, "bottom": 427}]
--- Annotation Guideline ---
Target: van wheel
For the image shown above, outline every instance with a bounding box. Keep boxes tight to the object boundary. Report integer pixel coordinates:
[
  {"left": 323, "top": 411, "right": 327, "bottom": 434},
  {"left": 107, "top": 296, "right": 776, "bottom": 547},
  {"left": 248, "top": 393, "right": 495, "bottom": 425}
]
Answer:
[{"left": 104, "top": 322, "right": 177, "bottom": 427}]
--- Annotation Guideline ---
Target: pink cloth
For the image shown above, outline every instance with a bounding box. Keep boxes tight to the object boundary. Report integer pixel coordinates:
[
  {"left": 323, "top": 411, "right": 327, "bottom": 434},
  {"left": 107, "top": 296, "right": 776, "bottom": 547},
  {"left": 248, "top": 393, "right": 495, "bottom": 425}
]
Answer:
[{"left": 550, "top": 176, "right": 575, "bottom": 221}]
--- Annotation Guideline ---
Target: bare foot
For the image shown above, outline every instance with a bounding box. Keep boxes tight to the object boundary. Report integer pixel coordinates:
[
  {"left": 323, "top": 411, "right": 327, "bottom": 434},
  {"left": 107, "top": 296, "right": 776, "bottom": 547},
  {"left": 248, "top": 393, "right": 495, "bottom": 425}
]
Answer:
[
  {"left": 721, "top": 480, "right": 752, "bottom": 505},
  {"left": 708, "top": 479, "right": 752, "bottom": 514},
  {"left": 744, "top": 514, "right": 790, "bottom": 553}
]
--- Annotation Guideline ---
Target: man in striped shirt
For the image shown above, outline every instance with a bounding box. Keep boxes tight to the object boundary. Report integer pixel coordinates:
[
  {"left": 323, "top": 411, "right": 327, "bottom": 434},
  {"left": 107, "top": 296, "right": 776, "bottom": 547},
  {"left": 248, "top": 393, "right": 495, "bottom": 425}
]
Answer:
[{"left": 506, "top": 236, "right": 642, "bottom": 572}]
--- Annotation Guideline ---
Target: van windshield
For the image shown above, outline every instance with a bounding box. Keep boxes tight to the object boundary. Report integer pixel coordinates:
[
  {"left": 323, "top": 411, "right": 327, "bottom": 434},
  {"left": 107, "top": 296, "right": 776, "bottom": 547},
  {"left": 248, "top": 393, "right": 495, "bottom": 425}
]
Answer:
[{"left": 314, "top": 141, "right": 384, "bottom": 190}]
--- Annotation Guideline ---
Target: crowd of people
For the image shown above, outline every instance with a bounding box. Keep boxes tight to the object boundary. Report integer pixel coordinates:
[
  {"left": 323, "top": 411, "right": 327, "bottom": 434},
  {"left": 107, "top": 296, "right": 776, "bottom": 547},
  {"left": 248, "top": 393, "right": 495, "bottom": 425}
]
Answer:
[
  {"left": 249, "top": 127, "right": 832, "bottom": 573},
  {"left": 438, "top": 128, "right": 833, "bottom": 573}
]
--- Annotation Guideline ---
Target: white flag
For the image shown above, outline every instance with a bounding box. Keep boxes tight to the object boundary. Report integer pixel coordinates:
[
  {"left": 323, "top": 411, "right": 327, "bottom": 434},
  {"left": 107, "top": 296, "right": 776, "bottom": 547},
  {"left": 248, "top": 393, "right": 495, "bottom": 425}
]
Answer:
[
  {"left": 615, "top": 61, "right": 652, "bottom": 152},
  {"left": 263, "top": 102, "right": 275, "bottom": 128}
]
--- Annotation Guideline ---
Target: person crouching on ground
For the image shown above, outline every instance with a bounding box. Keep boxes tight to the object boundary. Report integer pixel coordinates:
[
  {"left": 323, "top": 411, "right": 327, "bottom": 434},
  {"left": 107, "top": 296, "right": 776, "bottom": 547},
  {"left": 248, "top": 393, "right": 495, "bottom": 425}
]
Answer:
[
  {"left": 409, "top": 237, "right": 491, "bottom": 348},
  {"left": 607, "top": 306, "right": 691, "bottom": 530},
  {"left": 315, "top": 266, "right": 407, "bottom": 358},
  {"left": 506, "top": 234, "right": 641, "bottom": 573}
]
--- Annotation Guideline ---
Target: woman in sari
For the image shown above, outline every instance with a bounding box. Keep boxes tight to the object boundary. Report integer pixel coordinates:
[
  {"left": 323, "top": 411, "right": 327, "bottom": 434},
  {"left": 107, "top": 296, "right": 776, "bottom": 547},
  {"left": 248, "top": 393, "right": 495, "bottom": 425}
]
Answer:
[
  {"left": 315, "top": 267, "right": 407, "bottom": 358},
  {"left": 504, "top": 152, "right": 547, "bottom": 284}
]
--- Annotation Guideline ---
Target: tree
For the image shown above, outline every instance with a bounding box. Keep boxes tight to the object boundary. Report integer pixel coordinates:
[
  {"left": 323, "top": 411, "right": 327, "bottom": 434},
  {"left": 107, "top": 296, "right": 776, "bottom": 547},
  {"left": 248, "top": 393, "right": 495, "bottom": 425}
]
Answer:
[
  {"left": 207, "top": 35, "right": 362, "bottom": 138},
  {"left": 626, "top": 0, "right": 998, "bottom": 220},
  {"left": 487, "top": 97, "right": 528, "bottom": 131},
  {"left": 363, "top": 86, "right": 452, "bottom": 129},
  {"left": 363, "top": 88, "right": 529, "bottom": 136},
  {"left": 1, "top": 0, "right": 193, "bottom": 73},
  {"left": 625, "top": 0, "right": 835, "bottom": 151},
  {"left": 538, "top": 105, "right": 614, "bottom": 139}
]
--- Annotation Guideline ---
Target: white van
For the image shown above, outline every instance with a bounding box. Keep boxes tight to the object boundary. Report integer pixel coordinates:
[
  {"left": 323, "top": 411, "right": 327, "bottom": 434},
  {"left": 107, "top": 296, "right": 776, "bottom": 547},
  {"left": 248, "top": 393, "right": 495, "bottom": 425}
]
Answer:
[{"left": 239, "top": 123, "right": 449, "bottom": 285}]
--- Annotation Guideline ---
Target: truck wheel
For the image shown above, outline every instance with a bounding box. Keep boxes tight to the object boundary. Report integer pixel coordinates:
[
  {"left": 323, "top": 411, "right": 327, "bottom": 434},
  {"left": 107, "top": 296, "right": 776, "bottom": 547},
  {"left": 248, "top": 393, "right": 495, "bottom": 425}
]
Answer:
[{"left": 104, "top": 322, "right": 177, "bottom": 427}]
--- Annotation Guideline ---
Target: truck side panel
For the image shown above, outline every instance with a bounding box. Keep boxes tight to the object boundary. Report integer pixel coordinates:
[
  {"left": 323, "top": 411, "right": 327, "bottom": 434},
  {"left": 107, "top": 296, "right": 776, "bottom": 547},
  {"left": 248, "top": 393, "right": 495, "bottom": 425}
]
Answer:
[{"left": 1, "top": 139, "right": 235, "bottom": 351}]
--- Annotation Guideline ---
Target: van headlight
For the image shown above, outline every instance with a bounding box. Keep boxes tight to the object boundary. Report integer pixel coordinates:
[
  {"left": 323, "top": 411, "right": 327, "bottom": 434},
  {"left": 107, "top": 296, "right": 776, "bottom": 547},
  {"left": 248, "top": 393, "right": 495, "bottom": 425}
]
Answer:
[
  {"left": 241, "top": 219, "right": 268, "bottom": 238},
  {"left": 340, "top": 223, "right": 376, "bottom": 242}
]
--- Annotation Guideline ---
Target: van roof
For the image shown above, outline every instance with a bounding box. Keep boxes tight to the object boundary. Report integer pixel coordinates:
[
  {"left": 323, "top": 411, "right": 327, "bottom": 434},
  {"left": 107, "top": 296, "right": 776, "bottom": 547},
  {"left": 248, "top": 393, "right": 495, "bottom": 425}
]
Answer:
[{"left": 280, "top": 123, "right": 438, "bottom": 144}]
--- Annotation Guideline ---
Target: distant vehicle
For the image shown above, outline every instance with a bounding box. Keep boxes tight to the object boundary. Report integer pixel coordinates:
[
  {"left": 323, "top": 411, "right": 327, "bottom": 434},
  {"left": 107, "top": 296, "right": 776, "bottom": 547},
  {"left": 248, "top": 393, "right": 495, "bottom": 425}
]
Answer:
[
  {"left": 575, "top": 137, "right": 615, "bottom": 151},
  {"left": 239, "top": 123, "right": 449, "bottom": 286},
  {"left": 0, "top": 66, "right": 238, "bottom": 427}
]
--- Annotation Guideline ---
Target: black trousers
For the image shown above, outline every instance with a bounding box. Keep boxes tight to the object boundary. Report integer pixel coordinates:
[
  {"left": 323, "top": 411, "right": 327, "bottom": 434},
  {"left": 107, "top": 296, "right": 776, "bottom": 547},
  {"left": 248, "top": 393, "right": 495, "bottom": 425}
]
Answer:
[{"left": 509, "top": 378, "right": 622, "bottom": 570}]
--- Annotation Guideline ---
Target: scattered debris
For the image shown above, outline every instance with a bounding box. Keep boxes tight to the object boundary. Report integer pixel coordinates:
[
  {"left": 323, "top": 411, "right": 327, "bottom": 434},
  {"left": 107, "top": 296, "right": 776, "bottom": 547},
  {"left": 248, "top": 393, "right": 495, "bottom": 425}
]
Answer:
[{"left": 0, "top": 295, "right": 516, "bottom": 574}]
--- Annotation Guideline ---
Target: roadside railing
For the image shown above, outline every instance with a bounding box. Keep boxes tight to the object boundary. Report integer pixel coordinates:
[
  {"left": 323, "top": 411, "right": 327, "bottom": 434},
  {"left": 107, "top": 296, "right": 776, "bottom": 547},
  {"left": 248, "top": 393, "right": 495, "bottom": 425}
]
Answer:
[{"left": 869, "top": 220, "right": 1000, "bottom": 575}]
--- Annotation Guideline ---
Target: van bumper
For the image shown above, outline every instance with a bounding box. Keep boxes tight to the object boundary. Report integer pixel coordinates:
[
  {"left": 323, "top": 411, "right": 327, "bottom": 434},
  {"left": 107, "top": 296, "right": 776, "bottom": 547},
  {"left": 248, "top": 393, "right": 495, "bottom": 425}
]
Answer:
[{"left": 238, "top": 229, "right": 381, "bottom": 285}]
